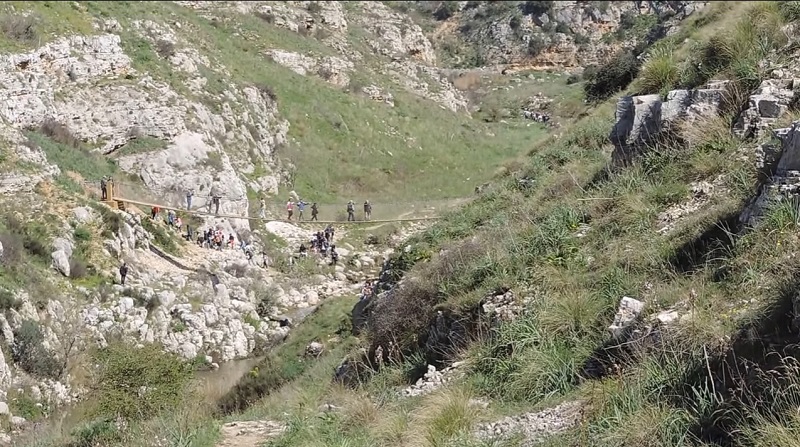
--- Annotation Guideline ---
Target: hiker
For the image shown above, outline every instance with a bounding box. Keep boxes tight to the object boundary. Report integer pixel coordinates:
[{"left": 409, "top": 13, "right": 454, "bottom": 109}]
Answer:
[
  {"left": 259, "top": 198, "right": 266, "bottom": 219},
  {"left": 151, "top": 206, "right": 160, "bottom": 220},
  {"left": 167, "top": 210, "right": 176, "bottom": 227},
  {"left": 119, "top": 262, "right": 129, "bottom": 286},
  {"left": 299, "top": 243, "right": 308, "bottom": 257},
  {"left": 346, "top": 200, "right": 355, "bottom": 222},
  {"left": 228, "top": 234, "right": 236, "bottom": 249},
  {"left": 330, "top": 245, "right": 339, "bottom": 266},
  {"left": 311, "top": 202, "right": 319, "bottom": 221},
  {"left": 175, "top": 216, "right": 183, "bottom": 230},
  {"left": 286, "top": 199, "right": 294, "bottom": 220},
  {"left": 213, "top": 195, "right": 221, "bottom": 215},
  {"left": 186, "top": 189, "right": 194, "bottom": 210},
  {"left": 245, "top": 245, "right": 255, "bottom": 264},
  {"left": 364, "top": 200, "right": 372, "bottom": 221},
  {"left": 324, "top": 224, "right": 335, "bottom": 243},
  {"left": 297, "top": 199, "right": 307, "bottom": 221},
  {"left": 100, "top": 176, "right": 108, "bottom": 200},
  {"left": 361, "top": 280, "right": 373, "bottom": 300}
]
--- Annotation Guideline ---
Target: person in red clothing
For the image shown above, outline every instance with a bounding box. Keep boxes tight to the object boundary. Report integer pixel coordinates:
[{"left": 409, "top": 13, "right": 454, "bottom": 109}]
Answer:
[{"left": 286, "top": 199, "right": 294, "bottom": 220}]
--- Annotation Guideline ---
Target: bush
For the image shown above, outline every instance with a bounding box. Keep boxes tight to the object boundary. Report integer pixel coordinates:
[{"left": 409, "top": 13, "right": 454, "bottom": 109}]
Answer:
[
  {"left": 69, "top": 258, "right": 89, "bottom": 279},
  {"left": 307, "top": 2, "right": 323, "bottom": 14},
  {"left": 0, "top": 232, "right": 23, "bottom": 267},
  {"left": 555, "top": 22, "right": 571, "bottom": 34},
  {"left": 4, "top": 216, "right": 50, "bottom": 263},
  {"left": 521, "top": 0, "right": 554, "bottom": 16},
  {"left": 433, "top": 1, "right": 458, "bottom": 20},
  {"left": 12, "top": 320, "right": 63, "bottom": 380},
  {"left": 255, "top": 83, "right": 278, "bottom": 102},
  {"left": 574, "top": 33, "right": 590, "bottom": 45},
  {"left": 141, "top": 218, "right": 178, "bottom": 254},
  {"left": 73, "top": 225, "right": 91, "bottom": 243},
  {"left": 527, "top": 34, "right": 548, "bottom": 57},
  {"left": 69, "top": 418, "right": 122, "bottom": 447},
  {"left": 778, "top": 1, "right": 800, "bottom": 22},
  {"left": 0, "top": 289, "right": 20, "bottom": 311},
  {"left": 0, "top": 14, "right": 37, "bottom": 42},
  {"left": 90, "top": 343, "right": 192, "bottom": 421},
  {"left": 583, "top": 50, "right": 640, "bottom": 102},
  {"left": 155, "top": 39, "right": 175, "bottom": 59},
  {"left": 39, "top": 118, "right": 81, "bottom": 149},
  {"left": 255, "top": 293, "right": 276, "bottom": 319}
]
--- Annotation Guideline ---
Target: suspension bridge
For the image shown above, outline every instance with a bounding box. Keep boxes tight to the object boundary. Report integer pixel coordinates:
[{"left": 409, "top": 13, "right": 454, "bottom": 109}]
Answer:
[{"left": 95, "top": 180, "right": 469, "bottom": 225}]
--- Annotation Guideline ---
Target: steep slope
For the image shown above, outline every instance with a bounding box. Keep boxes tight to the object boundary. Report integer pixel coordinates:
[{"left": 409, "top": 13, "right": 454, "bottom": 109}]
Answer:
[
  {"left": 0, "top": 1, "right": 592, "bottom": 444},
  {"left": 8, "top": 1, "right": 790, "bottom": 447},
  {"left": 208, "top": 3, "right": 800, "bottom": 447}
]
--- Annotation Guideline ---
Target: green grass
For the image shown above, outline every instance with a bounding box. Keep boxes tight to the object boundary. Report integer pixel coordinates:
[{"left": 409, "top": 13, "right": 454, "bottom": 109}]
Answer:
[
  {"left": 82, "top": 1, "right": 553, "bottom": 202},
  {"left": 25, "top": 130, "right": 117, "bottom": 182},
  {"left": 219, "top": 295, "right": 360, "bottom": 415}
]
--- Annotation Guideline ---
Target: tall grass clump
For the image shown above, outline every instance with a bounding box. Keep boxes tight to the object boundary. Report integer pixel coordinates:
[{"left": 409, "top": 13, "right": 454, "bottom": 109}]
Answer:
[
  {"left": 680, "top": 2, "right": 788, "bottom": 94},
  {"left": 635, "top": 45, "right": 679, "bottom": 96}
]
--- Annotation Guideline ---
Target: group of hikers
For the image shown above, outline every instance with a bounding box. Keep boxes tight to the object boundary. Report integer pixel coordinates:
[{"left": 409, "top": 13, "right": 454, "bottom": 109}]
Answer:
[
  {"left": 279, "top": 198, "right": 373, "bottom": 222},
  {"left": 296, "top": 225, "right": 340, "bottom": 265}
]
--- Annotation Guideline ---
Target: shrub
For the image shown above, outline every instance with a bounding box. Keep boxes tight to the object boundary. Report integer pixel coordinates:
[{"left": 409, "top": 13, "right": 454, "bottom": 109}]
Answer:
[
  {"left": 307, "top": 2, "right": 323, "bottom": 14},
  {"left": 255, "top": 293, "right": 276, "bottom": 319},
  {"left": 574, "top": 33, "right": 590, "bottom": 45},
  {"left": 583, "top": 50, "right": 640, "bottom": 102},
  {"left": 521, "top": 0, "right": 554, "bottom": 16},
  {"left": 0, "top": 232, "right": 23, "bottom": 267},
  {"left": 90, "top": 343, "right": 192, "bottom": 421},
  {"left": 155, "top": 39, "right": 175, "bottom": 59},
  {"left": 555, "top": 22, "right": 571, "bottom": 34},
  {"left": 779, "top": 1, "right": 800, "bottom": 21},
  {"left": 69, "top": 417, "right": 122, "bottom": 447},
  {"left": 527, "top": 34, "right": 548, "bottom": 57},
  {"left": 39, "top": 118, "right": 81, "bottom": 149},
  {"left": 73, "top": 225, "right": 91, "bottom": 243},
  {"left": 140, "top": 218, "right": 178, "bottom": 254},
  {"left": 0, "top": 289, "right": 20, "bottom": 311},
  {"left": 12, "top": 320, "right": 63, "bottom": 380},
  {"left": 255, "top": 83, "right": 278, "bottom": 102},
  {"left": 635, "top": 45, "right": 678, "bottom": 95},
  {"left": 433, "top": 1, "right": 458, "bottom": 20},
  {"left": 69, "top": 258, "right": 89, "bottom": 279},
  {"left": 0, "top": 14, "right": 37, "bottom": 42}
]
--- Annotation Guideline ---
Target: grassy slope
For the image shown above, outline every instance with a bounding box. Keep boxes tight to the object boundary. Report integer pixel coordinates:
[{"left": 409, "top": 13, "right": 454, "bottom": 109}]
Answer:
[
  {"left": 216, "top": 3, "right": 800, "bottom": 447},
  {"left": 0, "top": 1, "right": 564, "bottom": 206}
]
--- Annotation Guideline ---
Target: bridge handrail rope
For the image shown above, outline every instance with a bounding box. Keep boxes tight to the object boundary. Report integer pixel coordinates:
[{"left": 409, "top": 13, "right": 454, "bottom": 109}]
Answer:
[
  {"left": 109, "top": 195, "right": 442, "bottom": 224},
  {"left": 86, "top": 179, "right": 470, "bottom": 209}
]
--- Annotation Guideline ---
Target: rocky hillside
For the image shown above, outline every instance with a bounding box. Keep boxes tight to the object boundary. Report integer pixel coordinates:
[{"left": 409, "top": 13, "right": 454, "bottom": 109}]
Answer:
[
  {"left": 394, "top": 1, "right": 706, "bottom": 71},
  {"left": 3, "top": 1, "right": 793, "bottom": 447}
]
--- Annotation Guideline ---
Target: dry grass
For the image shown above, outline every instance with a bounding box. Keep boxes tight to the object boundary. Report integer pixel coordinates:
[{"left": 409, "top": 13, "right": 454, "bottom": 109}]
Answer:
[{"left": 405, "top": 387, "right": 482, "bottom": 447}]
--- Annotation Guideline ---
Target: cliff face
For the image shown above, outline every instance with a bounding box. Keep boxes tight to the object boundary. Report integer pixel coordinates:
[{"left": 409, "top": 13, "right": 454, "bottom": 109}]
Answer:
[{"left": 400, "top": 1, "right": 706, "bottom": 71}]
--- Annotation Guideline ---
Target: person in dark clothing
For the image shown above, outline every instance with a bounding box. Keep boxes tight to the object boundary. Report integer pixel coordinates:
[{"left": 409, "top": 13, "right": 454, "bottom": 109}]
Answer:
[
  {"left": 346, "top": 200, "right": 355, "bottom": 221},
  {"left": 100, "top": 176, "right": 107, "bottom": 200},
  {"left": 119, "top": 262, "right": 129, "bottom": 285},
  {"left": 213, "top": 196, "right": 221, "bottom": 215},
  {"left": 299, "top": 243, "right": 308, "bottom": 257},
  {"left": 364, "top": 200, "right": 372, "bottom": 221},
  {"left": 330, "top": 245, "right": 339, "bottom": 266},
  {"left": 311, "top": 202, "right": 319, "bottom": 221}
]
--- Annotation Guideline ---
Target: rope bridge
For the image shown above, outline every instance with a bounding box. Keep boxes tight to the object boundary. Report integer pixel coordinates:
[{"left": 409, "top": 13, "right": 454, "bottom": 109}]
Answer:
[{"left": 95, "top": 180, "right": 463, "bottom": 225}]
